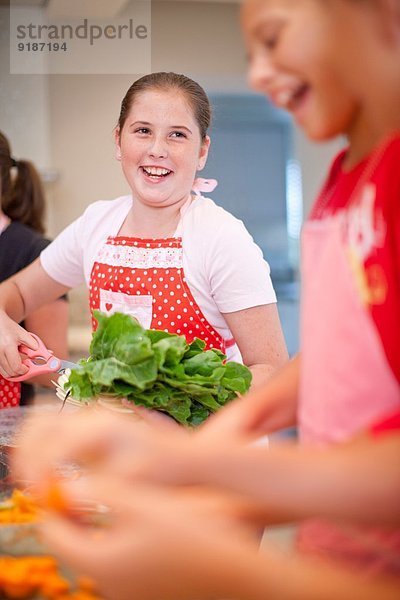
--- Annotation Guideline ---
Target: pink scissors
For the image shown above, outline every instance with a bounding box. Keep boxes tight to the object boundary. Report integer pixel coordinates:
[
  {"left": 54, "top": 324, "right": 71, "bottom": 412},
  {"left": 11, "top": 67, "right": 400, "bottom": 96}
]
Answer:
[{"left": 6, "top": 333, "right": 77, "bottom": 382}]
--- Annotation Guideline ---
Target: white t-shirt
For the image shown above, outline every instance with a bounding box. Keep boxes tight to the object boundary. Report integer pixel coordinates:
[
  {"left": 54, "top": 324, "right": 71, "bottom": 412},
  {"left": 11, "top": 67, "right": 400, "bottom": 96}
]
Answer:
[{"left": 41, "top": 195, "right": 276, "bottom": 361}]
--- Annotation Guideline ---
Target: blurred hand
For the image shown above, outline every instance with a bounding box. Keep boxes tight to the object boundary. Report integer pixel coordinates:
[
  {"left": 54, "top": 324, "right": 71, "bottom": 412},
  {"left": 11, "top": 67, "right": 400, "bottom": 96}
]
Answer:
[
  {"left": 12, "top": 403, "right": 277, "bottom": 508},
  {"left": 197, "top": 355, "right": 300, "bottom": 443},
  {"left": 128, "top": 404, "right": 183, "bottom": 431},
  {"left": 39, "top": 474, "right": 400, "bottom": 600},
  {"left": 12, "top": 408, "right": 192, "bottom": 491},
  {"left": 39, "top": 479, "right": 259, "bottom": 600}
]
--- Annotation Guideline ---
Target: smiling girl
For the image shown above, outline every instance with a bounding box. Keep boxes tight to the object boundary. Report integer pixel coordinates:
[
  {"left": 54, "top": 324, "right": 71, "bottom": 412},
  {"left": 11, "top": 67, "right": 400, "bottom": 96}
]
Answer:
[{"left": 0, "top": 72, "right": 288, "bottom": 390}]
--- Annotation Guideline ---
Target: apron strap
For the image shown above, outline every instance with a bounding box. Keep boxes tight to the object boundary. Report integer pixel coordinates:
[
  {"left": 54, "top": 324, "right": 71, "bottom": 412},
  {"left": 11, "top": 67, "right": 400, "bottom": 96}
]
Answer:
[{"left": 225, "top": 338, "right": 236, "bottom": 349}]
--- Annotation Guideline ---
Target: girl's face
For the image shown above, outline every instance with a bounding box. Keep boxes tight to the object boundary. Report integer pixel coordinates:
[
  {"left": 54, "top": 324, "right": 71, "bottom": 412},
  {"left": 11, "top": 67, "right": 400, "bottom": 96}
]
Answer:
[
  {"left": 242, "top": 0, "right": 370, "bottom": 142},
  {"left": 116, "top": 89, "right": 210, "bottom": 208}
]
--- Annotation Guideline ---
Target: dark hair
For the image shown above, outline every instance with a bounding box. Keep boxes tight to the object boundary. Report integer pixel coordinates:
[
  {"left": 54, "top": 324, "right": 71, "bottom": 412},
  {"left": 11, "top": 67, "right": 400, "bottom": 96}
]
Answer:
[
  {"left": 0, "top": 131, "right": 46, "bottom": 234},
  {"left": 117, "top": 72, "right": 211, "bottom": 140}
]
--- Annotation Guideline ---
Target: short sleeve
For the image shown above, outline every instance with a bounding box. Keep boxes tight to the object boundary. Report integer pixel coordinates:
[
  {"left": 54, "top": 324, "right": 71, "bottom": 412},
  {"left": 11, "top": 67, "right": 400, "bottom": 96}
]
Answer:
[
  {"left": 40, "top": 215, "right": 85, "bottom": 288},
  {"left": 204, "top": 211, "right": 276, "bottom": 313},
  {"left": 40, "top": 196, "right": 132, "bottom": 288}
]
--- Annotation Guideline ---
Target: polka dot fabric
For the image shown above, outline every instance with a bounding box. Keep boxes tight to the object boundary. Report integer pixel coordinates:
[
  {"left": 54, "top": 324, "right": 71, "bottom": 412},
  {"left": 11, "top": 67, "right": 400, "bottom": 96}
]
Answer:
[
  {"left": 0, "top": 375, "right": 20, "bottom": 408},
  {"left": 89, "top": 236, "right": 228, "bottom": 352}
]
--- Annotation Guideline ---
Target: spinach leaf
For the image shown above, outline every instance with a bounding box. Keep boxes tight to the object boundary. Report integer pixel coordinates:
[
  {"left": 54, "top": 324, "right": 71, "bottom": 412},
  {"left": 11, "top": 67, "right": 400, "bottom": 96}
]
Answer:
[{"left": 65, "top": 311, "right": 252, "bottom": 426}]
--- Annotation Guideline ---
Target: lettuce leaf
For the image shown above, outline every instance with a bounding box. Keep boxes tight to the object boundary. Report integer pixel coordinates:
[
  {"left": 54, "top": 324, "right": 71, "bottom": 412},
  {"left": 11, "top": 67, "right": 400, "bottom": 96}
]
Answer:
[{"left": 65, "top": 311, "right": 251, "bottom": 426}]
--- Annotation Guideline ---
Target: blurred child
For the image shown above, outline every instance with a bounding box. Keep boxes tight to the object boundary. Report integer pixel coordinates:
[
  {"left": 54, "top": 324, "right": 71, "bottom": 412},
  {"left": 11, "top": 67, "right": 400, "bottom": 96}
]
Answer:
[{"left": 202, "top": 0, "right": 400, "bottom": 573}]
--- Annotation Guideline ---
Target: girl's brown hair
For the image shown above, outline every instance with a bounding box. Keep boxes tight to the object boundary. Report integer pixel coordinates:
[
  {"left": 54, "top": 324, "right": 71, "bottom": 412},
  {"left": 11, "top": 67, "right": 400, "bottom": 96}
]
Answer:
[
  {"left": 117, "top": 72, "right": 212, "bottom": 140},
  {"left": 0, "top": 131, "right": 46, "bottom": 234}
]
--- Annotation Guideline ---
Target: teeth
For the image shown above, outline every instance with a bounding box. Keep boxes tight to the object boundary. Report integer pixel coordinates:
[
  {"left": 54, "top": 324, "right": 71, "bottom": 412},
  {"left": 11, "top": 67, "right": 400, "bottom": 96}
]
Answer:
[
  {"left": 143, "top": 167, "right": 171, "bottom": 176},
  {"left": 275, "top": 90, "right": 293, "bottom": 108}
]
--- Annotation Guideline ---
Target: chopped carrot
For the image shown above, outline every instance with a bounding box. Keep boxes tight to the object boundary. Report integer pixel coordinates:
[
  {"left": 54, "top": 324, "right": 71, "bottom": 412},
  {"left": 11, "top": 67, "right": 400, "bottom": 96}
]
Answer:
[
  {"left": 0, "top": 556, "right": 102, "bottom": 599},
  {"left": 44, "top": 480, "right": 71, "bottom": 515},
  {"left": 0, "top": 489, "right": 37, "bottom": 524},
  {"left": 0, "top": 488, "right": 102, "bottom": 599}
]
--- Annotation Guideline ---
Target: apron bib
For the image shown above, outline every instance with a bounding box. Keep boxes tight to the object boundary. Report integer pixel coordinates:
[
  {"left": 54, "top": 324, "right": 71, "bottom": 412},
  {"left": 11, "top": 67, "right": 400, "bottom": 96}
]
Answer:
[
  {"left": 89, "top": 235, "right": 233, "bottom": 354},
  {"left": 297, "top": 216, "right": 400, "bottom": 574}
]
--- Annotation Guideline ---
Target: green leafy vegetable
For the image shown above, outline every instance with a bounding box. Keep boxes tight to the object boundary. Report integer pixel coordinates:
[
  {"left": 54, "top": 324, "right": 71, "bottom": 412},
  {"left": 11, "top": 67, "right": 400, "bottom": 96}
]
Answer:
[{"left": 65, "top": 311, "right": 252, "bottom": 426}]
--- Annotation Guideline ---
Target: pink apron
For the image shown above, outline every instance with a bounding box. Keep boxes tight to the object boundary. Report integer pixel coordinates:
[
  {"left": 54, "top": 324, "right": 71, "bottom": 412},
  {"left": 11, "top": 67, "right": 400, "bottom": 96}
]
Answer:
[
  {"left": 297, "top": 215, "right": 400, "bottom": 574},
  {"left": 89, "top": 185, "right": 235, "bottom": 354}
]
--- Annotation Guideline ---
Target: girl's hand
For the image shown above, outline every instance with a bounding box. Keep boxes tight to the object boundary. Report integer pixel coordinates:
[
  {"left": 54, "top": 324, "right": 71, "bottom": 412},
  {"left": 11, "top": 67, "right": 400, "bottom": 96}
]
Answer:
[
  {"left": 39, "top": 479, "right": 258, "bottom": 600},
  {"left": 12, "top": 409, "right": 190, "bottom": 489},
  {"left": 197, "top": 355, "right": 301, "bottom": 443},
  {"left": 39, "top": 472, "right": 400, "bottom": 600},
  {"left": 127, "top": 404, "right": 183, "bottom": 432},
  {"left": 0, "top": 310, "right": 38, "bottom": 379}
]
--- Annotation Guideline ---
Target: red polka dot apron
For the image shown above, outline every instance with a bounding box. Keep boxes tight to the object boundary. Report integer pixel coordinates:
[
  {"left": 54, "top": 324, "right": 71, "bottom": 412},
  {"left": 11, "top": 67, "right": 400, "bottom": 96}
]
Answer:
[
  {"left": 0, "top": 376, "right": 20, "bottom": 409},
  {"left": 89, "top": 185, "right": 234, "bottom": 353},
  {"left": 89, "top": 236, "right": 232, "bottom": 352}
]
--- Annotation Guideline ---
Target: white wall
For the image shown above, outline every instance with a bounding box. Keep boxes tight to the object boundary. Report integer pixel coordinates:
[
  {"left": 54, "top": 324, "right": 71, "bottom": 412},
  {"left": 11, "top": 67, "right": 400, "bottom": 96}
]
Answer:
[
  {"left": 0, "top": 6, "right": 56, "bottom": 228},
  {"left": 294, "top": 130, "right": 343, "bottom": 216},
  {"left": 0, "top": 8, "right": 51, "bottom": 168}
]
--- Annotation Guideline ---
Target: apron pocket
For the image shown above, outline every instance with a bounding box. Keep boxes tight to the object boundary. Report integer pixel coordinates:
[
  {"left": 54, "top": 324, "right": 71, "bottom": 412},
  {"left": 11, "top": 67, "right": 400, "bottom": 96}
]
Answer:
[{"left": 99, "top": 289, "right": 153, "bottom": 329}]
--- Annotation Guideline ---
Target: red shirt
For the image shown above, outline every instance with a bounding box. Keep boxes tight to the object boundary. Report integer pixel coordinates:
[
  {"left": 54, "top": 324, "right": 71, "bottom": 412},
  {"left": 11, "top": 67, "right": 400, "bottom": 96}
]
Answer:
[
  {"left": 311, "top": 134, "right": 400, "bottom": 385},
  {"left": 371, "top": 411, "right": 400, "bottom": 436}
]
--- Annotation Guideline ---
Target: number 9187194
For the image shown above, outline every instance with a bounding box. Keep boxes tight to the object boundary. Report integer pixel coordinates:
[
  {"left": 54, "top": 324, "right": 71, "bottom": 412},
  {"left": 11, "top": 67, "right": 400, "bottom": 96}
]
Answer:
[{"left": 18, "top": 42, "right": 67, "bottom": 51}]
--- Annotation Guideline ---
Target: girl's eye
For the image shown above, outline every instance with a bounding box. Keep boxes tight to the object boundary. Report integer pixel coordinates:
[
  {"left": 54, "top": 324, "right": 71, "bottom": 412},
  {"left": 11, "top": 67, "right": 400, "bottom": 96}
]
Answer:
[
  {"left": 264, "top": 35, "right": 278, "bottom": 51},
  {"left": 135, "top": 127, "right": 150, "bottom": 134},
  {"left": 170, "top": 131, "right": 187, "bottom": 139},
  {"left": 258, "top": 21, "right": 282, "bottom": 52}
]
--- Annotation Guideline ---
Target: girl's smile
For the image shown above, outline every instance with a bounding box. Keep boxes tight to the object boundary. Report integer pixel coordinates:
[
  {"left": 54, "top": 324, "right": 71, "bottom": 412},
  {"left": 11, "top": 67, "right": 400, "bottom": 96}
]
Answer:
[
  {"left": 116, "top": 90, "right": 209, "bottom": 210},
  {"left": 242, "top": 0, "right": 400, "bottom": 163},
  {"left": 269, "top": 81, "right": 311, "bottom": 121},
  {"left": 141, "top": 166, "right": 173, "bottom": 182},
  {"left": 242, "top": 0, "right": 363, "bottom": 143}
]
